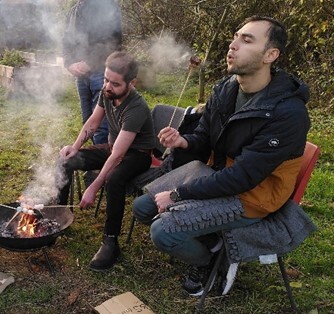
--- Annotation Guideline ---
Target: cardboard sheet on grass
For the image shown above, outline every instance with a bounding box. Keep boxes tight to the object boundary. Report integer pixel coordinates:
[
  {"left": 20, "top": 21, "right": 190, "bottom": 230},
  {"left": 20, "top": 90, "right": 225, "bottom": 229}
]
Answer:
[
  {"left": 0, "top": 272, "right": 15, "bottom": 294},
  {"left": 94, "top": 292, "right": 154, "bottom": 314}
]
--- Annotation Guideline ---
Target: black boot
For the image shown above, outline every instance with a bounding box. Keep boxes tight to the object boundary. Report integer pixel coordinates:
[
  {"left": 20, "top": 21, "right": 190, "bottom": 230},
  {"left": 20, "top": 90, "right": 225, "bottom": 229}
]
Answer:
[{"left": 89, "top": 235, "right": 121, "bottom": 272}]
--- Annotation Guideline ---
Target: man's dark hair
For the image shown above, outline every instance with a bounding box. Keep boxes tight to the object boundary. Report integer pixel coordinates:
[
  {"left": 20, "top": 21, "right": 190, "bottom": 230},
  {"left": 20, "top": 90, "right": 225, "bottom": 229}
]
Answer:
[
  {"left": 105, "top": 51, "right": 139, "bottom": 84},
  {"left": 238, "top": 16, "right": 288, "bottom": 55}
]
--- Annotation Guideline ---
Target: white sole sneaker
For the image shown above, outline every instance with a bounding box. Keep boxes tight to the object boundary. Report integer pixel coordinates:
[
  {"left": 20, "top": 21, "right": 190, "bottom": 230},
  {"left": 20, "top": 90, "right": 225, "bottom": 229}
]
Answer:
[
  {"left": 187, "top": 272, "right": 217, "bottom": 297},
  {"left": 222, "top": 262, "right": 239, "bottom": 295}
]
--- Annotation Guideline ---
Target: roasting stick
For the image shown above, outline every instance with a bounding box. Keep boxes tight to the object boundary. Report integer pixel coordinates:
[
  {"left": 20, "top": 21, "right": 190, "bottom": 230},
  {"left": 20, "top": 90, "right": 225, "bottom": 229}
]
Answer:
[
  {"left": 43, "top": 205, "right": 77, "bottom": 208},
  {"left": 2, "top": 203, "right": 43, "bottom": 230},
  {"left": 162, "top": 56, "right": 201, "bottom": 160},
  {"left": 4, "top": 211, "right": 21, "bottom": 230},
  {"left": 1, "top": 203, "right": 24, "bottom": 230},
  {"left": 167, "top": 56, "right": 201, "bottom": 128},
  {"left": 1, "top": 202, "right": 77, "bottom": 231},
  {"left": 167, "top": 68, "right": 193, "bottom": 128},
  {"left": 0, "top": 204, "right": 17, "bottom": 211}
]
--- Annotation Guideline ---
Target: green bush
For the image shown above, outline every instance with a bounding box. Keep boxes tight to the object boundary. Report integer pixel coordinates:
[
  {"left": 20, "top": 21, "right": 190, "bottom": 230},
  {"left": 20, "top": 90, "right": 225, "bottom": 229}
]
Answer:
[{"left": 0, "top": 49, "right": 27, "bottom": 67}]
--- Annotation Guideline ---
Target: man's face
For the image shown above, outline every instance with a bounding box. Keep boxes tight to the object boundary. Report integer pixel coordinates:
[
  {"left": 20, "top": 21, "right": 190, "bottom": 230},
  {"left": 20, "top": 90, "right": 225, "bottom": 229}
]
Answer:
[
  {"left": 102, "top": 68, "right": 130, "bottom": 101},
  {"left": 226, "top": 21, "right": 271, "bottom": 75}
]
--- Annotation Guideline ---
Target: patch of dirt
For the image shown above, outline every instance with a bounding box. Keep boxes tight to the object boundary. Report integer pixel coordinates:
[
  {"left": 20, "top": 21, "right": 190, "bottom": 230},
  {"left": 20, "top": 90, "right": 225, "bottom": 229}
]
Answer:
[{"left": 0, "top": 238, "right": 118, "bottom": 313}]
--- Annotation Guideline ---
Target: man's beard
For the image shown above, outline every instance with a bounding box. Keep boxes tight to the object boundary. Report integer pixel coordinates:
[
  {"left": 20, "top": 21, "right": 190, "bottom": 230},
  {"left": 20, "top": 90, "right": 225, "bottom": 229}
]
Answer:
[
  {"left": 103, "top": 86, "right": 129, "bottom": 100},
  {"left": 228, "top": 54, "right": 264, "bottom": 76}
]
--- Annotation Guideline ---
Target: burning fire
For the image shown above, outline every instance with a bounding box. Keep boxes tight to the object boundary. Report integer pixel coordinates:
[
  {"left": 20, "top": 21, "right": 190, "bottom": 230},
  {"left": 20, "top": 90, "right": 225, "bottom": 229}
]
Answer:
[
  {"left": 17, "top": 214, "right": 38, "bottom": 237},
  {"left": 15, "top": 195, "right": 42, "bottom": 237}
]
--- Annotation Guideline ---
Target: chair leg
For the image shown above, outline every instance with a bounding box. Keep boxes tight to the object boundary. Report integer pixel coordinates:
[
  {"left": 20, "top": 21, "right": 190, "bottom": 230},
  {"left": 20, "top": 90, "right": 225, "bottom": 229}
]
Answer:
[
  {"left": 126, "top": 216, "right": 136, "bottom": 244},
  {"left": 278, "top": 256, "right": 299, "bottom": 313},
  {"left": 69, "top": 174, "right": 74, "bottom": 211},
  {"left": 196, "top": 248, "right": 225, "bottom": 312},
  {"left": 94, "top": 186, "right": 105, "bottom": 218},
  {"left": 75, "top": 170, "right": 82, "bottom": 201}
]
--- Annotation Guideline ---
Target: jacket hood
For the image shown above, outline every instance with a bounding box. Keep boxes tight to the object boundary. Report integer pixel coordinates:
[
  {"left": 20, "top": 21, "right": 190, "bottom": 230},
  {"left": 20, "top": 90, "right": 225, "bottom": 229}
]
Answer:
[{"left": 265, "top": 68, "right": 310, "bottom": 105}]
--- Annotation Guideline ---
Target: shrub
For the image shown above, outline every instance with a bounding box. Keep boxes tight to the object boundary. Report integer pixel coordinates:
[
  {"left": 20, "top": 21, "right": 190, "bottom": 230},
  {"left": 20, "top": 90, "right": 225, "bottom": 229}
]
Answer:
[{"left": 0, "top": 49, "right": 27, "bottom": 67}]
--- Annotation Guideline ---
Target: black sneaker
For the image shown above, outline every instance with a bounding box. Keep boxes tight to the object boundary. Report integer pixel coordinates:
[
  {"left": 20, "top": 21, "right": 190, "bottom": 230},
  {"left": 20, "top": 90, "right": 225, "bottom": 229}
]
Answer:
[
  {"left": 182, "top": 256, "right": 218, "bottom": 297},
  {"left": 89, "top": 235, "right": 121, "bottom": 272}
]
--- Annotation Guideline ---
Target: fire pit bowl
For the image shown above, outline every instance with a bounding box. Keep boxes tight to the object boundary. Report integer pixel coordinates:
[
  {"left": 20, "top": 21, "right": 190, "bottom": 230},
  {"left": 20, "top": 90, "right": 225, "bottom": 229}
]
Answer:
[{"left": 0, "top": 203, "right": 74, "bottom": 251}]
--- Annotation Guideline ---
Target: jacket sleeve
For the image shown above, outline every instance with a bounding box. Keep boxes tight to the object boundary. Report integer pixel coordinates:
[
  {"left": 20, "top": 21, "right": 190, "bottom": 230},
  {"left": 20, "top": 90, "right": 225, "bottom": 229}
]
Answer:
[
  {"left": 84, "top": 0, "right": 122, "bottom": 69},
  {"left": 178, "top": 99, "right": 310, "bottom": 200},
  {"left": 182, "top": 95, "right": 214, "bottom": 155},
  {"left": 62, "top": 0, "right": 122, "bottom": 70},
  {"left": 62, "top": 6, "right": 76, "bottom": 69}
]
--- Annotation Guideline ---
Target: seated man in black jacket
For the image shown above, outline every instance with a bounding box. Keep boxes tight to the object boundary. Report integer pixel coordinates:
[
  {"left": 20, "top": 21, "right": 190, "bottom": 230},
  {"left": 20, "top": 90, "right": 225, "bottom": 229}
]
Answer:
[{"left": 132, "top": 16, "right": 310, "bottom": 296}]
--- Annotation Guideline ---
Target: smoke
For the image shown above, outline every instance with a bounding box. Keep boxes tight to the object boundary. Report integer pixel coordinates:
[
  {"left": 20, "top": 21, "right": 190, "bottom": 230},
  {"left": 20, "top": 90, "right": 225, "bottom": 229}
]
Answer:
[
  {"left": 14, "top": 86, "right": 72, "bottom": 205},
  {"left": 147, "top": 34, "right": 193, "bottom": 73},
  {"left": 131, "top": 33, "right": 194, "bottom": 89},
  {"left": 22, "top": 144, "right": 67, "bottom": 205},
  {"left": 0, "top": 0, "right": 63, "bottom": 51},
  {"left": 0, "top": 1, "right": 196, "bottom": 205},
  {"left": 0, "top": 1, "right": 73, "bottom": 205}
]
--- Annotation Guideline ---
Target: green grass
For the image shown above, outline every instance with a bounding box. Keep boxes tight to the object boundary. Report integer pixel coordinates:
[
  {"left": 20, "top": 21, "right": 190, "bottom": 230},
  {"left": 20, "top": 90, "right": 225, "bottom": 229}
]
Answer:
[{"left": 0, "top": 76, "right": 333, "bottom": 313}]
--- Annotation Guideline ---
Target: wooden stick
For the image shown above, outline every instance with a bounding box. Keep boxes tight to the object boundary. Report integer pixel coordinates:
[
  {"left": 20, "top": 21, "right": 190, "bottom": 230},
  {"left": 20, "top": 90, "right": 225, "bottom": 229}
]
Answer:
[
  {"left": 0, "top": 204, "right": 17, "bottom": 211},
  {"left": 4, "top": 211, "right": 21, "bottom": 230},
  {"left": 167, "top": 67, "right": 193, "bottom": 127}
]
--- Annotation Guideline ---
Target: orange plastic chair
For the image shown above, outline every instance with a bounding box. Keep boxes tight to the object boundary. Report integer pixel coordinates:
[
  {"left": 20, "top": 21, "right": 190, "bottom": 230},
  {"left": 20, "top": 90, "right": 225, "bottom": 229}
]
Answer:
[{"left": 197, "top": 141, "right": 320, "bottom": 312}]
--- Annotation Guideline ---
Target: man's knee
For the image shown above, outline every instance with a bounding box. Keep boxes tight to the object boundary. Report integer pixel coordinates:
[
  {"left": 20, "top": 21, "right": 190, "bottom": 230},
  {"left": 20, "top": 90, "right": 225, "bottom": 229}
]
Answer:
[
  {"left": 133, "top": 195, "right": 152, "bottom": 224},
  {"left": 133, "top": 193, "right": 160, "bottom": 225},
  {"left": 150, "top": 220, "right": 168, "bottom": 251}
]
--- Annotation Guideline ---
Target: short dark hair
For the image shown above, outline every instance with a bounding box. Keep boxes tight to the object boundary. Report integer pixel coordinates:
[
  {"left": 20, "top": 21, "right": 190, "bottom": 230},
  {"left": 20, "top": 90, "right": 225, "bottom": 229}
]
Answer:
[
  {"left": 237, "top": 16, "right": 288, "bottom": 55},
  {"left": 105, "top": 51, "right": 139, "bottom": 84}
]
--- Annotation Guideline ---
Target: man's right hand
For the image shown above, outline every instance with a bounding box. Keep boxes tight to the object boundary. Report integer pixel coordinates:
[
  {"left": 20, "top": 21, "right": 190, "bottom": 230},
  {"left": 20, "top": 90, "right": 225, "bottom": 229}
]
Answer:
[
  {"left": 59, "top": 145, "right": 78, "bottom": 159},
  {"left": 158, "top": 127, "right": 188, "bottom": 149},
  {"left": 67, "top": 61, "right": 90, "bottom": 77}
]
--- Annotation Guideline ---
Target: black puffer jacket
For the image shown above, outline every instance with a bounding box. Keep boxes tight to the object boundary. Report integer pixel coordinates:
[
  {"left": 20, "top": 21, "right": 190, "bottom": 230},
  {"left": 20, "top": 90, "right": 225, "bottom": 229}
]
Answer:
[{"left": 178, "top": 69, "right": 310, "bottom": 217}]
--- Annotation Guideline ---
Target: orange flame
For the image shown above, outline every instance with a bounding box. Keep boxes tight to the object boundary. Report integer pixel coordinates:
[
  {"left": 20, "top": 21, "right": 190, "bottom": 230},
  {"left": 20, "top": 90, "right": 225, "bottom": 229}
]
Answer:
[{"left": 17, "top": 214, "right": 38, "bottom": 237}]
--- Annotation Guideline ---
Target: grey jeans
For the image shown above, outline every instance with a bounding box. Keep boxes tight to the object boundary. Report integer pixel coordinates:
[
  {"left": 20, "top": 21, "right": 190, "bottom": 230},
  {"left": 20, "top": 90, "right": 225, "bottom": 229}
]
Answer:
[{"left": 133, "top": 194, "right": 261, "bottom": 266}]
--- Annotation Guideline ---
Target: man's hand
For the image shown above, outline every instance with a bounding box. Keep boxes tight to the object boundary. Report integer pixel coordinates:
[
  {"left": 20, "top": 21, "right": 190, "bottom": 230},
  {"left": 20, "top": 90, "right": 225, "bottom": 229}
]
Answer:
[
  {"left": 158, "top": 127, "right": 188, "bottom": 149},
  {"left": 155, "top": 191, "right": 173, "bottom": 213},
  {"left": 59, "top": 145, "right": 78, "bottom": 159},
  {"left": 67, "top": 61, "right": 91, "bottom": 77},
  {"left": 79, "top": 185, "right": 99, "bottom": 209}
]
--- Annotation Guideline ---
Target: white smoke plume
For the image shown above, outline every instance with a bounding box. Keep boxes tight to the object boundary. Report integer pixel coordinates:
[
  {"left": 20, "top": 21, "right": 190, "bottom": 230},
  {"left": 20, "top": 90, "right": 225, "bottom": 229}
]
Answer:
[
  {"left": 0, "top": 1, "right": 72, "bottom": 205},
  {"left": 22, "top": 144, "right": 67, "bottom": 205},
  {"left": 147, "top": 34, "right": 193, "bottom": 73}
]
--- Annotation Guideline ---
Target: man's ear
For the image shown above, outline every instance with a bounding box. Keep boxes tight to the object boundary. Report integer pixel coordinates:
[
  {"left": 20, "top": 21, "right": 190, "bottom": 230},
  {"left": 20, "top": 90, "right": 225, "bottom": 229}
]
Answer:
[
  {"left": 264, "top": 48, "right": 280, "bottom": 64},
  {"left": 129, "top": 78, "right": 137, "bottom": 88}
]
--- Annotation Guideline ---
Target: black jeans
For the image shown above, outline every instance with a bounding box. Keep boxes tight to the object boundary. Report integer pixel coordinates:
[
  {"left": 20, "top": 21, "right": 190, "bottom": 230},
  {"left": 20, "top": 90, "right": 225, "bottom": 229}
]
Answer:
[{"left": 58, "top": 144, "right": 152, "bottom": 236}]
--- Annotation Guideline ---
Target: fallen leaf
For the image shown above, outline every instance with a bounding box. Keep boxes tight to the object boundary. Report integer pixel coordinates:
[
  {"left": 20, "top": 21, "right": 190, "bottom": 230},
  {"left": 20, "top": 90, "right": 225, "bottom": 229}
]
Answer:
[
  {"left": 289, "top": 281, "right": 302, "bottom": 288},
  {"left": 286, "top": 268, "right": 300, "bottom": 278},
  {"left": 67, "top": 290, "right": 80, "bottom": 305}
]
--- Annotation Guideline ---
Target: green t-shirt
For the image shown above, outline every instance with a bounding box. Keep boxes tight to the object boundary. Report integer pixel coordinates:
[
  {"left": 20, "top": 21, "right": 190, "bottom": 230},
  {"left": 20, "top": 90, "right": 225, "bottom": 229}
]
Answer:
[
  {"left": 99, "top": 89, "right": 155, "bottom": 150},
  {"left": 235, "top": 87, "right": 257, "bottom": 112}
]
